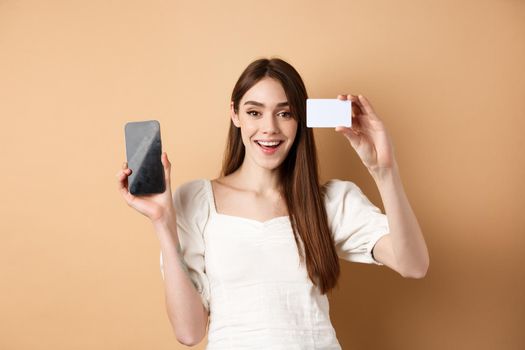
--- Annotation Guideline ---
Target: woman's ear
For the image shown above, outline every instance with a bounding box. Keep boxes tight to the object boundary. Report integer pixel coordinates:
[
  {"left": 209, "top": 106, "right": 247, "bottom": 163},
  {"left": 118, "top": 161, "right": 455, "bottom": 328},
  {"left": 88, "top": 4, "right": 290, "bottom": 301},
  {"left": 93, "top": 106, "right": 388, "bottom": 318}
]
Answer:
[{"left": 230, "top": 101, "right": 241, "bottom": 128}]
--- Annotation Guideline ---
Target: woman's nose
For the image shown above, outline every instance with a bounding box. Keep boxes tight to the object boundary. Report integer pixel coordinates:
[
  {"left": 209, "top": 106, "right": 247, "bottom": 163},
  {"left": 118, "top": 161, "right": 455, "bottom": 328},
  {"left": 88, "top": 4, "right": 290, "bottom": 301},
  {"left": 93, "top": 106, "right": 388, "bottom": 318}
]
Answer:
[{"left": 261, "top": 114, "right": 278, "bottom": 133}]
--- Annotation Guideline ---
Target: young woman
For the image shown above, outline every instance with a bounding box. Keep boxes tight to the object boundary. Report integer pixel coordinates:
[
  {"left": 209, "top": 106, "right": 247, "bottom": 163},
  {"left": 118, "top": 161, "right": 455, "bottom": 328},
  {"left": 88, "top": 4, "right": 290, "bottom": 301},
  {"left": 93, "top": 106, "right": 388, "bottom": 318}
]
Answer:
[{"left": 116, "top": 57, "right": 429, "bottom": 349}]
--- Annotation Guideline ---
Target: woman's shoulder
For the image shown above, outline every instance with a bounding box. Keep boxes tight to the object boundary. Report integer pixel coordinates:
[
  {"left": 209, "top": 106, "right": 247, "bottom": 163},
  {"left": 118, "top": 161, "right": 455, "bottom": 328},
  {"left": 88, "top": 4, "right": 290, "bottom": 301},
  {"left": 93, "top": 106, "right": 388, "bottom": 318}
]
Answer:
[
  {"left": 173, "top": 178, "right": 210, "bottom": 211},
  {"left": 175, "top": 178, "right": 207, "bottom": 194},
  {"left": 322, "top": 178, "right": 382, "bottom": 220},
  {"left": 322, "top": 178, "right": 360, "bottom": 200}
]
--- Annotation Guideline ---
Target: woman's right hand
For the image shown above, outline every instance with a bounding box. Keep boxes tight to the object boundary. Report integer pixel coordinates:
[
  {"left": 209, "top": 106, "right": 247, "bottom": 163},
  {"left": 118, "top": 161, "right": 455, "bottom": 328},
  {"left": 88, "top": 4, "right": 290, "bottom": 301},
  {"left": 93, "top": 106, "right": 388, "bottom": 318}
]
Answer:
[{"left": 116, "top": 151, "right": 175, "bottom": 224}]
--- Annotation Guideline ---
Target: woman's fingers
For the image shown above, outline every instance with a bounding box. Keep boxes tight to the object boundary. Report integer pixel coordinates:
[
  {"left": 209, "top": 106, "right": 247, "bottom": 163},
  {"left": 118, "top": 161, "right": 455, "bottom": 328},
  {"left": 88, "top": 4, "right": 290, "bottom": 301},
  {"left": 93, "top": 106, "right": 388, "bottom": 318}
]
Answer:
[
  {"left": 116, "top": 163, "right": 132, "bottom": 199},
  {"left": 116, "top": 171, "right": 127, "bottom": 193},
  {"left": 335, "top": 125, "right": 361, "bottom": 149},
  {"left": 346, "top": 94, "right": 359, "bottom": 102},
  {"left": 337, "top": 93, "right": 363, "bottom": 118},
  {"left": 161, "top": 152, "right": 171, "bottom": 188},
  {"left": 353, "top": 95, "right": 380, "bottom": 120},
  {"left": 357, "top": 95, "right": 375, "bottom": 115},
  {"left": 342, "top": 94, "right": 382, "bottom": 124},
  {"left": 344, "top": 94, "right": 361, "bottom": 118}
]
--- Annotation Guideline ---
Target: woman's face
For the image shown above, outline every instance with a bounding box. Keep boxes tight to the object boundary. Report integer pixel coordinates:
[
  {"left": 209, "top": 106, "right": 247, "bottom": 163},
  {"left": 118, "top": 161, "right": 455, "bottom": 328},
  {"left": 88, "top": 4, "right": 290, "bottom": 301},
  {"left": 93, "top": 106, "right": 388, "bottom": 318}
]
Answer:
[{"left": 231, "top": 77, "right": 298, "bottom": 170}]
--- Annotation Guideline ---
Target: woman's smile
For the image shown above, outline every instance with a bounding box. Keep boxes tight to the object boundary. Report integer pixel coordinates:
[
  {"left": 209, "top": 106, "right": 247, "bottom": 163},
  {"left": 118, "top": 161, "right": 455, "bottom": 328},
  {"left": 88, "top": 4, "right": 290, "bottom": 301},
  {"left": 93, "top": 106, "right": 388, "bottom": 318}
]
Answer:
[{"left": 254, "top": 139, "right": 284, "bottom": 155}]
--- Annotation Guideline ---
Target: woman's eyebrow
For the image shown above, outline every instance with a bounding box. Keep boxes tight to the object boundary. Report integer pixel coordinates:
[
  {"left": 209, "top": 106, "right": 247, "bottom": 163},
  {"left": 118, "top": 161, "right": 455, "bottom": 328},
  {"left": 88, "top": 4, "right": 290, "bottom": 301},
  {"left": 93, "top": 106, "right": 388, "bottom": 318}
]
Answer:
[{"left": 243, "top": 100, "right": 289, "bottom": 107}]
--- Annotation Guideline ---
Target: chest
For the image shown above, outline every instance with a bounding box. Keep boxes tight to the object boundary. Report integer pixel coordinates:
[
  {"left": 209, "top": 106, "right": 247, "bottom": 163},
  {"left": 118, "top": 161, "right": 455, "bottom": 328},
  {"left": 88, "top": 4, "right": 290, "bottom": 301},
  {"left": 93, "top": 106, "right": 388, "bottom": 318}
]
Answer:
[
  {"left": 211, "top": 182, "right": 288, "bottom": 223},
  {"left": 203, "top": 215, "right": 308, "bottom": 286}
]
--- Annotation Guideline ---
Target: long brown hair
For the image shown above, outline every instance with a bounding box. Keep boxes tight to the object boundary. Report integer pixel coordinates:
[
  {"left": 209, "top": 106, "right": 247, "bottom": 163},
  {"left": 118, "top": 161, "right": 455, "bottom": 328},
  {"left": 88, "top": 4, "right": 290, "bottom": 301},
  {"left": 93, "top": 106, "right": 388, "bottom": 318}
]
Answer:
[{"left": 220, "top": 57, "right": 341, "bottom": 294}]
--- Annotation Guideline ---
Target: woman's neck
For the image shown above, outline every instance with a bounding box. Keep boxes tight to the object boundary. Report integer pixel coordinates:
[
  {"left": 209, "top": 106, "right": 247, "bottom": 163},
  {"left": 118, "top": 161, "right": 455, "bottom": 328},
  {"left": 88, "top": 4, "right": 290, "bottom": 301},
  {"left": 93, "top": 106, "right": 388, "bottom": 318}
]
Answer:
[{"left": 227, "top": 161, "right": 282, "bottom": 196}]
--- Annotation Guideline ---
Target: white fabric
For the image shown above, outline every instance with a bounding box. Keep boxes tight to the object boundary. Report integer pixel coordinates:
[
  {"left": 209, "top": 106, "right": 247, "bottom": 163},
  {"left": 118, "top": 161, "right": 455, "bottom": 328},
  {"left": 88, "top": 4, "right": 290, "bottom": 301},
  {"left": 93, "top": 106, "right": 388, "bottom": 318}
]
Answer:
[{"left": 160, "top": 178, "right": 390, "bottom": 349}]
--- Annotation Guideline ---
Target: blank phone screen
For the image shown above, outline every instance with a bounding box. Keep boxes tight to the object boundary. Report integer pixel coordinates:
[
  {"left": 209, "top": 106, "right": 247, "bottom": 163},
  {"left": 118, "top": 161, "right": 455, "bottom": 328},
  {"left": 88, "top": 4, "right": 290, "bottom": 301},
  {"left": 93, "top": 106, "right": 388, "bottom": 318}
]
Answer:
[{"left": 124, "top": 120, "right": 166, "bottom": 195}]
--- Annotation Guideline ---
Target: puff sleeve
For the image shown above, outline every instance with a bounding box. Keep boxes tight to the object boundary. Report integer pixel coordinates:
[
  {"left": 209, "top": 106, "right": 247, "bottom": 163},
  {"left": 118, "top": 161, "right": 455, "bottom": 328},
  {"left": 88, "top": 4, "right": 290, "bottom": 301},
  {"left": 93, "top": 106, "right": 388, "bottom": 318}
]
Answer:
[
  {"left": 160, "top": 179, "right": 211, "bottom": 312},
  {"left": 324, "top": 179, "right": 390, "bottom": 265}
]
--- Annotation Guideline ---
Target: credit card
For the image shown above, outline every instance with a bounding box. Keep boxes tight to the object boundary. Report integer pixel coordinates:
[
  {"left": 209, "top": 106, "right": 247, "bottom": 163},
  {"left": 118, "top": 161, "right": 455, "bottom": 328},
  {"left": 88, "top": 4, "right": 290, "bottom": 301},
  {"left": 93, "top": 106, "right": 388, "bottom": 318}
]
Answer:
[{"left": 306, "top": 99, "right": 351, "bottom": 128}]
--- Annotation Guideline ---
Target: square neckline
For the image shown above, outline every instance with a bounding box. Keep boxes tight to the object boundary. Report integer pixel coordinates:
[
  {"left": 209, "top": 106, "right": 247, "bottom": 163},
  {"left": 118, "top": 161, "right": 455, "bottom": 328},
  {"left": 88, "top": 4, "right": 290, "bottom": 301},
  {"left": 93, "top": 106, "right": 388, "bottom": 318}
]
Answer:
[{"left": 204, "top": 179, "right": 290, "bottom": 226}]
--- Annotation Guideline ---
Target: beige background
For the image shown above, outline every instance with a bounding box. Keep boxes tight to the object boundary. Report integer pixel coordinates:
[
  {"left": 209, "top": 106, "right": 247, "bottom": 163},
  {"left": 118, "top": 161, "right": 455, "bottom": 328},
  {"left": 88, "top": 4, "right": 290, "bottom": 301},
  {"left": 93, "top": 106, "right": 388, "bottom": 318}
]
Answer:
[{"left": 1, "top": 0, "right": 524, "bottom": 349}]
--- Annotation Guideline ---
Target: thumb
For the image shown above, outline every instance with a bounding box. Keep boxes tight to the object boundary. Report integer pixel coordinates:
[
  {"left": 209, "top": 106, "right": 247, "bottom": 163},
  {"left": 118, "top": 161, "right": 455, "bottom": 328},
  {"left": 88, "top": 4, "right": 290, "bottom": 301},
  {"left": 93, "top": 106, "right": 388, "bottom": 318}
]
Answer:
[
  {"left": 161, "top": 152, "right": 171, "bottom": 187},
  {"left": 335, "top": 126, "right": 361, "bottom": 149}
]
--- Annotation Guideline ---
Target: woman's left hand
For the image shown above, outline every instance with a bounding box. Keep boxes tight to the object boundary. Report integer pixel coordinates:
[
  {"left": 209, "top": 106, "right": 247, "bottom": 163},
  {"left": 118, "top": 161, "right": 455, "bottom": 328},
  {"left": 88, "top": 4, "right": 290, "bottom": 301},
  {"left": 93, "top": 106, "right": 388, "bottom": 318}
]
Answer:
[{"left": 334, "top": 94, "right": 396, "bottom": 175}]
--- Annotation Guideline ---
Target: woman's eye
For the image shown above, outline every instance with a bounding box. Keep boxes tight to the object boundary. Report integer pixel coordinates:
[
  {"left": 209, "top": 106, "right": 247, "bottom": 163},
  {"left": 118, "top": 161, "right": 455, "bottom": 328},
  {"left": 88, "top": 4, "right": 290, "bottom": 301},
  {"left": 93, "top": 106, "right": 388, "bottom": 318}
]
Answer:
[
  {"left": 247, "top": 111, "right": 260, "bottom": 117},
  {"left": 278, "top": 111, "right": 291, "bottom": 118}
]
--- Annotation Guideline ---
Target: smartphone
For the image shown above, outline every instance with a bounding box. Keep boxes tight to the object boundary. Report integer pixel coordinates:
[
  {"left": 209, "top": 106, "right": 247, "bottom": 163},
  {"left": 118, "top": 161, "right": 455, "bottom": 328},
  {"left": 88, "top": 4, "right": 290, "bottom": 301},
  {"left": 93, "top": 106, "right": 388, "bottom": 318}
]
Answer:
[{"left": 124, "top": 120, "right": 166, "bottom": 195}]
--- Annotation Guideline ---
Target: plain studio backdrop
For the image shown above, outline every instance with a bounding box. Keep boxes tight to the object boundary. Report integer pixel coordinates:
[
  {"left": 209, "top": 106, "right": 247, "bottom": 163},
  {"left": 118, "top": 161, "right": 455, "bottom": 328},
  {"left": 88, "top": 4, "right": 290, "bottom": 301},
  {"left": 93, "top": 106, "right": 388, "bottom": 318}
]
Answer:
[{"left": 1, "top": 0, "right": 524, "bottom": 349}]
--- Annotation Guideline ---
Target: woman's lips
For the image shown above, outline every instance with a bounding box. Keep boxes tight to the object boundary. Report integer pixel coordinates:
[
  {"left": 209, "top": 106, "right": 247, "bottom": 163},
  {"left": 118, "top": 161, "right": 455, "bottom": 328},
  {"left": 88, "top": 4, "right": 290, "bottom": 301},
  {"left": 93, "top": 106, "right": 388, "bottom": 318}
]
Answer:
[{"left": 255, "top": 140, "right": 282, "bottom": 155}]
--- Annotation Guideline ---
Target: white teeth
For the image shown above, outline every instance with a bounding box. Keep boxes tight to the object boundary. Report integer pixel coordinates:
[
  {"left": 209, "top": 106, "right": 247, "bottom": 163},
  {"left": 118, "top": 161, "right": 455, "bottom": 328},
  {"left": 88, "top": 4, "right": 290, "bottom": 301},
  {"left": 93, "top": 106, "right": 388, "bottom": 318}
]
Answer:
[{"left": 257, "top": 141, "right": 281, "bottom": 146}]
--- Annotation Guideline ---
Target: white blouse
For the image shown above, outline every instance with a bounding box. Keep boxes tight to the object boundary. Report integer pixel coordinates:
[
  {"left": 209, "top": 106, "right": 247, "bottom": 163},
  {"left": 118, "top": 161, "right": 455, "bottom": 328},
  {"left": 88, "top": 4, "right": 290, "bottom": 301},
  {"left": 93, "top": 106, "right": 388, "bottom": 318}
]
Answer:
[{"left": 160, "top": 178, "right": 390, "bottom": 349}]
